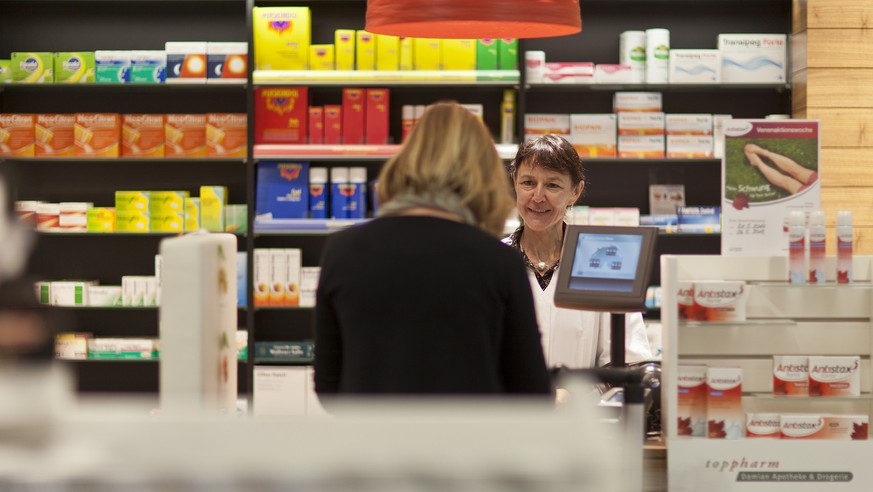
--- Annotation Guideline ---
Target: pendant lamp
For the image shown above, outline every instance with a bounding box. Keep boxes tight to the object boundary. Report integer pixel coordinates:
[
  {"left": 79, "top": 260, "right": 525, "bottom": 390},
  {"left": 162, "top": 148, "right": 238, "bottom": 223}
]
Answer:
[{"left": 365, "top": 0, "right": 581, "bottom": 39}]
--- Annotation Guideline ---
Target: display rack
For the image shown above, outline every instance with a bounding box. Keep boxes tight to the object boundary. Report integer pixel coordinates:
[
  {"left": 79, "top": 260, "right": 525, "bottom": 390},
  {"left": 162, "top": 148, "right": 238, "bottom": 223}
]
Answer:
[
  {"left": 662, "top": 255, "right": 873, "bottom": 491},
  {"left": 2, "top": 0, "right": 794, "bottom": 397}
]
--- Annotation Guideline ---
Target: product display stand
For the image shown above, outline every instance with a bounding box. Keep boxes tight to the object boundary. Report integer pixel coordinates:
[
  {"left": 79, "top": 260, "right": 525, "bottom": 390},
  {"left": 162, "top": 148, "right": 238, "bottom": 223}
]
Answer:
[{"left": 662, "top": 255, "right": 873, "bottom": 491}]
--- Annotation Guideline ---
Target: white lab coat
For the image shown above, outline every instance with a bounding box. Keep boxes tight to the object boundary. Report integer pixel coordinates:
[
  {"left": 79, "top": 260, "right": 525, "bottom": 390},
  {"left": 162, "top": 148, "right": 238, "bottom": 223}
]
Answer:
[{"left": 525, "top": 265, "right": 653, "bottom": 368}]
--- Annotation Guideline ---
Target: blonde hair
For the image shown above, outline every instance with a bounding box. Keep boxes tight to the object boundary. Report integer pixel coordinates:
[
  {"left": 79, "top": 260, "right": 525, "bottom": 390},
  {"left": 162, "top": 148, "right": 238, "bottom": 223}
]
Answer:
[{"left": 376, "top": 102, "right": 513, "bottom": 237}]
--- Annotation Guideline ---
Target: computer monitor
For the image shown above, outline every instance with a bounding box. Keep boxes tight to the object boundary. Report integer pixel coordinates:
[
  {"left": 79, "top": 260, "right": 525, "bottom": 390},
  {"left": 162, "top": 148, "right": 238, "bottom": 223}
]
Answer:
[{"left": 554, "top": 225, "right": 658, "bottom": 313}]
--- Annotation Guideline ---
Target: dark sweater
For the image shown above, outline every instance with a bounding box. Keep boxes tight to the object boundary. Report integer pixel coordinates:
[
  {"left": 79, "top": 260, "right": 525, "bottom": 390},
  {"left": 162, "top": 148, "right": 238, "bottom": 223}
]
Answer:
[{"left": 313, "top": 215, "right": 552, "bottom": 396}]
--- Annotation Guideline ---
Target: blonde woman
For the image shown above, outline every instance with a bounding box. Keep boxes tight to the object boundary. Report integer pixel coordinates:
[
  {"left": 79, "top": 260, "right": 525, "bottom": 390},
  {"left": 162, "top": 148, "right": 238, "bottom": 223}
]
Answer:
[{"left": 314, "top": 102, "right": 551, "bottom": 397}]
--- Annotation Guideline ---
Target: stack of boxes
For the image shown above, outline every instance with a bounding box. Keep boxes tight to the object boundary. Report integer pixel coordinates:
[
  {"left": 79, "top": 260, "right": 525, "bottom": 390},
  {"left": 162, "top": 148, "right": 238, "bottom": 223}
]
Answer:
[
  {"left": 252, "top": 6, "right": 517, "bottom": 73},
  {"left": 255, "top": 161, "right": 368, "bottom": 220},
  {"left": 0, "top": 113, "right": 246, "bottom": 158},
  {"left": 0, "top": 42, "right": 246, "bottom": 85}
]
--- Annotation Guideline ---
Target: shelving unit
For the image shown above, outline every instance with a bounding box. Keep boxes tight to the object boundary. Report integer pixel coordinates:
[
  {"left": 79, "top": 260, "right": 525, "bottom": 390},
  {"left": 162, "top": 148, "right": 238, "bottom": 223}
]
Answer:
[
  {"left": 662, "top": 255, "right": 873, "bottom": 491},
  {"left": 3, "top": 0, "right": 793, "bottom": 399},
  {"left": 0, "top": 0, "right": 249, "bottom": 394}
]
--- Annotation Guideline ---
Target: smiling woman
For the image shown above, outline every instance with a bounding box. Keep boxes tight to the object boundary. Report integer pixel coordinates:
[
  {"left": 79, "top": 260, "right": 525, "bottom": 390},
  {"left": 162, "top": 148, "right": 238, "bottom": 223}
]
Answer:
[{"left": 505, "top": 135, "right": 652, "bottom": 370}]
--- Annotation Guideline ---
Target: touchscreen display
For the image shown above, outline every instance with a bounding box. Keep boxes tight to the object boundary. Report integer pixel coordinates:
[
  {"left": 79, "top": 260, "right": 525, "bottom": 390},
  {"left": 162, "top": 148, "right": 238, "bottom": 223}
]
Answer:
[{"left": 568, "top": 233, "right": 643, "bottom": 293}]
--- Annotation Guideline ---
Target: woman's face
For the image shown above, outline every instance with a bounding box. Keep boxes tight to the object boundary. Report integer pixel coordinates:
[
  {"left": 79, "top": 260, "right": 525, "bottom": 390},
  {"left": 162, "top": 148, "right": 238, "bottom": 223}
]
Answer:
[{"left": 513, "top": 160, "right": 583, "bottom": 233}]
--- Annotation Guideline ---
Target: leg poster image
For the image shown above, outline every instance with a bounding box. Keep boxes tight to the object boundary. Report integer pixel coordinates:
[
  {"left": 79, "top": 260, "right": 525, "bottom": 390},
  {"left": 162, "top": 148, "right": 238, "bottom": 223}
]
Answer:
[{"left": 722, "top": 120, "right": 820, "bottom": 256}]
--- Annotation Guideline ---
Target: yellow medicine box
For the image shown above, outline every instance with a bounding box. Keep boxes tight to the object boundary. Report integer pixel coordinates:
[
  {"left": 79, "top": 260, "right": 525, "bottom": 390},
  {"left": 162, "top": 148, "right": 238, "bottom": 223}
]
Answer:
[
  {"left": 116, "top": 210, "right": 150, "bottom": 233},
  {"left": 334, "top": 29, "right": 356, "bottom": 71},
  {"left": 86, "top": 208, "right": 116, "bottom": 233},
  {"left": 413, "top": 38, "right": 441, "bottom": 70},
  {"left": 185, "top": 197, "right": 200, "bottom": 231},
  {"left": 253, "top": 6, "right": 311, "bottom": 70},
  {"left": 309, "top": 45, "right": 334, "bottom": 70},
  {"left": 356, "top": 31, "right": 376, "bottom": 71},
  {"left": 200, "top": 186, "right": 227, "bottom": 232},
  {"left": 376, "top": 34, "right": 399, "bottom": 71},
  {"left": 115, "top": 191, "right": 150, "bottom": 212},
  {"left": 441, "top": 39, "right": 476, "bottom": 70},
  {"left": 151, "top": 212, "right": 185, "bottom": 233},
  {"left": 149, "top": 191, "right": 189, "bottom": 215}
]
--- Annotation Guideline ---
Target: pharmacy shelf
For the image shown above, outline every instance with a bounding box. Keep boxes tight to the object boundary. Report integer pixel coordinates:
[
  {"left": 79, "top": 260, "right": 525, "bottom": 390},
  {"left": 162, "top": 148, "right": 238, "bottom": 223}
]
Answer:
[
  {"left": 525, "top": 83, "right": 790, "bottom": 92},
  {"left": 58, "top": 358, "right": 250, "bottom": 363},
  {"left": 254, "top": 144, "right": 518, "bottom": 160},
  {"left": 0, "top": 157, "right": 246, "bottom": 164},
  {"left": 254, "top": 306, "right": 314, "bottom": 311},
  {"left": 583, "top": 158, "right": 721, "bottom": 165},
  {"left": 36, "top": 231, "right": 247, "bottom": 238},
  {"left": 253, "top": 70, "right": 520, "bottom": 86},
  {"left": 253, "top": 218, "right": 368, "bottom": 235},
  {"left": 0, "top": 83, "right": 246, "bottom": 94}
]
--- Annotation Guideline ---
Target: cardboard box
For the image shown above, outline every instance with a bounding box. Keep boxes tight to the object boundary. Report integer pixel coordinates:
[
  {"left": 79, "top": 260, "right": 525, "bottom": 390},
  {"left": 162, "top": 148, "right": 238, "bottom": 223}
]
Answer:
[
  {"left": 808, "top": 356, "right": 861, "bottom": 397},
  {"left": 781, "top": 415, "right": 868, "bottom": 440},
  {"left": 87, "top": 207, "right": 116, "bottom": 232},
  {"left": 334, "top": 29, "right": 356, "bottom": 70},
  {"left": 95, "top": 50, "right": 130, "bottom": 84},
  {"left": 476, "top": 39, "right": 499, "bottom": 70},
  {"left": 323, "top": 105, "right": 342, "bottom": 144},
  {"left": 498, "top": 39, "right": 518, "bottom": 70},
  {"left": 669, "top": 49, "right": 720, "bottom": 84},
  {"left": 399, "top": 37, "right": 414, "bottom": 71},
  {"left": 613, "top": 92, "right": 662, "bottom": 112},
  {"left": 308, "top": 107, "right": 323, "bottom": 144},
  {"left": 355, "top": 31, "right": 376, "bottom": 70},
  {"left": 617, "top": 112, "right": 665, "bottom": 135},
  {"left": 342, "top": 88, "right": 366, "bottom": 145},
  {"left": 0, "top": 60, "right": 13, "bottom": 83},
  {"left": 115, "top": 191, "right": 150, "bottom": 212},
  {"left": 122, "top": 114, "right": 165, "bottom": 158},
  {"left": 129, "top": 50, "right": 167, "bottom": 84},
  {"left": 523, "top": 114, "right": 570, "bottom": 141},
  {"left": 254, "top": 86, "right": 308, "bottom": 144},
  {"left": 12, "top": 52, "right": 53, "bottom": 83},
  {"left": 255, "top": 161, "right": 309, "bottom": 219},
  {"left": 184, "top": 197, "right": 200, "bottom": 231},
  {"left": 677, "top": 365, "right": 707, "bottom": 437},
  {"left": 253, "top": 249, "right": 271, "bottom": 307},
  {"left": 149, "top": 191, "right": 188, "bottom": 215},
  {"left": 413, "top": 38, "right": 441, "bottom": 70},
  {"left": 200, "top": 185, "right": 228, "bottom": 232},
  {"left": 309, "top": 44, "right": 334, "bottom": 70},
  {"left": 0, "top": 114, "right": 35, "bottom": 157},
  {"left": 442, "top": 39, "right": 476, "bottom": 70},
  {"left": 706, "top": 366, "right": 743, "bottom": 439},
  {"left": 165, "top": 114, "right": 206, "bottom": 158},
  {"left": 165, "top": 42, "right": 207, "bottom": 83},
  {"left": 58, "top": 201, "right": 91, "bottom": 231},
  {"left": 773, "top": 355, "right": 809, "bottom": 396},
  {"left": 54, "top": 52, "right": 95, "bottom": 83},
  {"left": 365, "top": 89, "right": 389, "bottom": 145},
  {"left": 206, "top": 42, "right": 247, "bottom": 83},
  {"left": 375, "top": 34, "right": 400, "bottom": 71},
  {"left": 35, "top": 114, "right": 75, "bottom": 157},
  {"left": 206, "top": 113, "right": 247, "bottom": 158},
  {"left": 666, "top": 135, "right": 713, "bottom": 158},
  {"left": 718, "top": 34, "right": 786, "bottom": 83},
  {"left": 74, "top": 113, "right": 120, "bottom": 158},
  {"left": 745, "top": 413, "right": 781, "bottom": 438},
  {"left": 252, "top": 7, "right": 311, "bottom": 70},
  {"left": 115, "top": 210, "right": 150, "bottom": 233},
  {"left": 570, "top": 114, "right": 616, "bottom": 157},
  {"left": 617, "top": 135, "right": 665, "bottom": 158}
]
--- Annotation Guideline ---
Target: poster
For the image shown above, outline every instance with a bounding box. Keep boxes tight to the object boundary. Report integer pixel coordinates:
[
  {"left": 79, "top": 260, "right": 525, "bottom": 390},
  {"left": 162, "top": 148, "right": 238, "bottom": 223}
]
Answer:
[{"left": 721, "top": 120, "right": 820, "bottom": 256}]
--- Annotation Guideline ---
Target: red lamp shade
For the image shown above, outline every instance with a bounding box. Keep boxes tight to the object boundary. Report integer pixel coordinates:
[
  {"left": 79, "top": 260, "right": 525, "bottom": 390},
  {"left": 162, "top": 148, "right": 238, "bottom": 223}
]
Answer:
[{"left": 365, "top": 0, "right": 581, "bottom": 39}]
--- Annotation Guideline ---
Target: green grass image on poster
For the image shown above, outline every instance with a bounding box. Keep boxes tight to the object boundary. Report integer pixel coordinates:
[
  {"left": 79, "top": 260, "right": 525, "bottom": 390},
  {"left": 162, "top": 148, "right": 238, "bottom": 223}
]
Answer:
[{"left": 724, "top": 138, "right": 818, "bottom": 206}]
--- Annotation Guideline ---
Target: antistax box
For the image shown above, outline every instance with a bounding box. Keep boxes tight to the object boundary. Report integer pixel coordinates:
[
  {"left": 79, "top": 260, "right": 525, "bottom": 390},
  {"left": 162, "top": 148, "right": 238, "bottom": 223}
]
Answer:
[
  {"left": 780, "top": 415, "right": 868, "bottom": 440},
  {"left": 677, "top": 365, "right": 707, "bottom": 437},
  {"left": 808, "top": 356, "right": 861, "bottom": 397},
  {"left": 692, "top": 280, "right": 747, "bottom": 321},
  {"left": 773, "top": 355, "right": 809, "bottom": 396},
  {"left": 706, "top": 366, "right": 743, "bottom": 439},
  {"left": 745, "top": 413, "right": 781, "bottom": 438}
]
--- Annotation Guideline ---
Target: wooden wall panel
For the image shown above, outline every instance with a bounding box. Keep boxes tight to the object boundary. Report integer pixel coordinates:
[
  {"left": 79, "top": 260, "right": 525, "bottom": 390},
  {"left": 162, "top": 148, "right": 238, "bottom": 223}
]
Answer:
[
  {"left": 804, "top": 108, "right": 873, "bottom": 147},
  {"left": 792, "top": 0, "right": 807, "bottom": 33},
  {"left": 804, "top": 69, "right": 873, "bottom": 108},
  {"left": 805, "top": 29, "right": 873, "bottom": 68},
  {"left": 820, "top": 148, "right": 873, "bottom": 187},
  {"left": 805, "top": 0, "right": 873, "bottom": 29},
  {"left": 825, "top": 226, "right": 873, "bottom": 255},
  {"left": 791, "top": 68, "right": 806, "bottom": 115}
]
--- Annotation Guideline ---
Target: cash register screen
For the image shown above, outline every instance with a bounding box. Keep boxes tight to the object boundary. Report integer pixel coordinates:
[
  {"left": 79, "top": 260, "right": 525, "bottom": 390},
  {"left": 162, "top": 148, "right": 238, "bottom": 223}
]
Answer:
[{"left": 555, "top": 225, "right": 657, "bottom": 312}]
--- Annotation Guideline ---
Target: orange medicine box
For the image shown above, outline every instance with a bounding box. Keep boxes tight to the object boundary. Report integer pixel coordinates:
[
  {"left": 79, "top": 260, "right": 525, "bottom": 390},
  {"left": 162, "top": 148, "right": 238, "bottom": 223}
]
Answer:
[
  {"left": 0, "top": 114, "right": 35, "bottom": 157},
  {"left": 74, "top": 113, "right": 120, "bottom": 158},
  {"left": 165, "top": 114, "right": 206, "bottom": 158},
  {"left": 206, "top": 113, "right": 247, "bottom": 158},
  {"left": 254, "top": 86, "right": 308, "bottom": 144},
  {"left": 35, "top": 114, "right": 75, "bottom": 157},
  {"left": 122, "top": 114, "right": 165, "bottom": 158}
]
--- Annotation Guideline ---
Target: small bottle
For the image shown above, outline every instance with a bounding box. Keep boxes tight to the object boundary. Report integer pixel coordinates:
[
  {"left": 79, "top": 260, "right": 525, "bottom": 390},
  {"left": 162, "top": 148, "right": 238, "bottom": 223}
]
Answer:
[
  {"left": 330, "top": 167, "right": 350, "bottom": 220},
  {"left": 500, "top": 89, "right": 516, "bottom": 145},
  {"left": 401, "top": 105, "right": 415, "bottom": 142},
  {"left": 807, "top": 211, "right": 826, "bottom": 284},
  {"left": 309, "top": 167, "right": 328, "bottom": 219},
  {"left": 788, "top": 211, "right": 805, "bottom": 284},
  {"left": 348, "top": 167, "right": 368, "bottom": 219},
  {"left": 836, "top": 211, "right": 853, "bottom": 284}
]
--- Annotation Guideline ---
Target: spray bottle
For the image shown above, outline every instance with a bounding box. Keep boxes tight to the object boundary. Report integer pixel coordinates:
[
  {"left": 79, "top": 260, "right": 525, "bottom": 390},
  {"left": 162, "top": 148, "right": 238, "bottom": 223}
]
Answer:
[
  {"left": 788, "top": 211, "right": 806, "bottom": 284},
  {"left": 836, "top": 210, "right": 853, "bottom": 284},
  {"left": 500, "top": 89, "right": 516, "bottom": 145},
  {"left": 807, "top": 210, "right": 826, "bottom": 284}
]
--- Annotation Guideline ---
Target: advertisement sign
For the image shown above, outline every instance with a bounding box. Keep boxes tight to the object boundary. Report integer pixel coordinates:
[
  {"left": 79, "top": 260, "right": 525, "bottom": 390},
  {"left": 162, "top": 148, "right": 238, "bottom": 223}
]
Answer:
[{"left": 721, "top": 120, "right": 820, "bottom": 256}]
